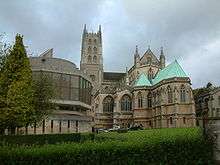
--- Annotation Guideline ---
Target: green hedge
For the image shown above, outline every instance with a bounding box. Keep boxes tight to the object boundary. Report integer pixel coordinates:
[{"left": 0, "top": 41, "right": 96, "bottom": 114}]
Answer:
[
  {"left": 0, "top": 128, "right": 214, "bottom": 165},
  {"left": 0, "top": 133, "right": 95, "bottom": 146}
]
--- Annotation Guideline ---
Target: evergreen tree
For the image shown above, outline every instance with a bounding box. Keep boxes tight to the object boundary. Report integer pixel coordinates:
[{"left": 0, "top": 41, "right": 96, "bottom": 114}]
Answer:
[{"left": 0, "top": 34, "right": 34, "bottom": 134}]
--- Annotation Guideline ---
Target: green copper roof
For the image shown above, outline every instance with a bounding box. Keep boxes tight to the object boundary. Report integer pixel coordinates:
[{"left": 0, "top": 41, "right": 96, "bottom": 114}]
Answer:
[
  {"left": 134, "top": 60, "right": 188, "bottom": 87},
  {"left": 152, "top": 60, "right": 188, "bottom": 85},
  {"left": 134, "top": 73, "right": 152, "bottom": 86}
]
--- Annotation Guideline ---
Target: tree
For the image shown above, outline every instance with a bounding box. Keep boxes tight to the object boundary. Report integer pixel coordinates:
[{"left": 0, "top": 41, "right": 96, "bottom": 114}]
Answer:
[
  {"left": 206, "top": 82, "right": 213, "bottom": 89},
  {"left": 32, "top": 72, "right": 55, "bottom": 124},
  {"left": 0, "top": 34, "right": 34, "bottom": 134}
]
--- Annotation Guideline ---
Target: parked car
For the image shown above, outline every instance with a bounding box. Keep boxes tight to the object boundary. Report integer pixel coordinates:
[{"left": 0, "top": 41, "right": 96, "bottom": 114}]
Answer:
[
  {"left": 97, "top": 128, "right": 108, "bottom": 133},
  {"left": 128, "top": 125, "right": 143, "bottom": 131}
]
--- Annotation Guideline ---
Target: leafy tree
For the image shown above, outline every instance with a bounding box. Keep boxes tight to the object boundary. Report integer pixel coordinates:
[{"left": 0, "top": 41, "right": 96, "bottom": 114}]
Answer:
[
  {"left": 0, "top": 34, "right": 34, "bottom": 134},
  {"left": 32, "top": 72, "right": 55, "bottom": 124},
  {"left": 206, "top": 82, "right": 213, "bottom": 89}
]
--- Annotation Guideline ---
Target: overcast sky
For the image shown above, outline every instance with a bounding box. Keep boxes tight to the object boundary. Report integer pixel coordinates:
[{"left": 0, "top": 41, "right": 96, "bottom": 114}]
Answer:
[{"left": 0, "top": 0, "right": 220, "bottom": 88}]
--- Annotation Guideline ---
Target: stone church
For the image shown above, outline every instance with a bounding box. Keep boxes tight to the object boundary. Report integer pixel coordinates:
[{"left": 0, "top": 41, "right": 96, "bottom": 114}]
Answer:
[{"left": 80, "top": 25, "right": 196, "bottom": 129}]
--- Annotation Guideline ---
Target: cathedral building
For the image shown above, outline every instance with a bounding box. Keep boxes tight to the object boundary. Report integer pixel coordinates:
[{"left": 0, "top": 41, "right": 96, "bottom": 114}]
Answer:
[{"left": 80, "top": 25, "right": 196, "bottom": 129}]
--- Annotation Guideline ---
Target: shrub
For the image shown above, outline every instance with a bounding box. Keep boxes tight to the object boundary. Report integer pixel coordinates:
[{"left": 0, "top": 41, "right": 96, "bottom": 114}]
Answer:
[
  {"left": 0, "top": 128, "right": 214, "bottom": 165},
  {"left": 0, "top": 133, "right": 95, "bottom": 146},
  {"left": 117, "top": 128, "right": 128, "bottom": 133}
]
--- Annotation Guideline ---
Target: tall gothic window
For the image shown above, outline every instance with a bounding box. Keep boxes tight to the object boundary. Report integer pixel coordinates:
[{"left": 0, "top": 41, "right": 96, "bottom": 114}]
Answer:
[
  {"left": 93, "top": 47, "right": 97, "bottom": 53},
  {"left": 147, "top": 57, "right": 152, "bottom": 64},
  {"left": 88, "top": 46, "right": 92, "bottom": 53},
  {"left": 153, "top": 92, "right": 156, "bottom": 106},
  {"left": 148, "top": 92, "right": 152, "bottom": 108},
  {"left": 93, "top": 55, "right": 97, "bottom": 63},
  {"left": 94, "top": 39, "right": 97, "bottom": 44},
  {"left": 180, "top": 85, "right": 186, "bottom": 102},
  {"left": 183, "top": 117, "right": 186, "bottom": 124},
  {"left": 103, "top": 96, "right": 114, "bottom": 113},
  {"left": 170, "top": 117, "right": 173, "bottom": 125},
  {"left": 88, "top": 39, "right": 92, "bottom": 44},
  {"left": 148, "top": 68, "right": 154, "bottom": 80},
  {"left": 121, "top": 95, "right": 132, "bottom": 111},
  {"left": 137, "top": 92, "right": 143, "bottom": 108},
  {"left": 88, "top": 55, "right": 92, "bottom": 63},
  {"left": 167, "top": 86, "right": 173, "bottom": 103}
]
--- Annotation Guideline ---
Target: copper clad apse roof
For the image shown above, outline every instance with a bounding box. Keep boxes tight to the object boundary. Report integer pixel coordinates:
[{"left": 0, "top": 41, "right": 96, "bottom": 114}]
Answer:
[{"left": 134, "top": 60, "right": 188, "bottom": 87}]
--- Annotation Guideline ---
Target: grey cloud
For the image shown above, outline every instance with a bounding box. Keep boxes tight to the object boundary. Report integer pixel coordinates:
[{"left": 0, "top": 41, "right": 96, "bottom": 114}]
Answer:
[
  {"left": 0, "top": 0, "right": 101, "bottom": 62},
  {"left": 0, "top": 0, "right": 220, "bottom": 87}
]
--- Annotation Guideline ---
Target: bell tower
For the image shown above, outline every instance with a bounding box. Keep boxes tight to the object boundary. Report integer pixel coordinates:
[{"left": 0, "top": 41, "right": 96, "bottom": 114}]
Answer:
[{"left": 80, "top": 24, "right": 103, "bottom": 89}]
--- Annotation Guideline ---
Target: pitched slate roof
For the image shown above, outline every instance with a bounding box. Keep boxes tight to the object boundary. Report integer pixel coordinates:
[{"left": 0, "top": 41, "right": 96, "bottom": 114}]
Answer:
[
  {"left": 134, "top": 73, "right": 152, "bottom": 86},
  {"left": 103, "top": 72, "right": 126, "bottom": 81},
  {"left": 134, "top": 60, "right": 188, "bottom": 87}
]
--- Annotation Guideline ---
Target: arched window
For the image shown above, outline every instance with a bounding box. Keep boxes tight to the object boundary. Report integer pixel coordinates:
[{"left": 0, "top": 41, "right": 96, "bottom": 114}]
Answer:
[
  {"left": 94, "top": 39, "right": 97, "bottom": 43},
  {"left": 156, "top": 91, "right": 161, "bottom": 105},
  {"left": 88, "top": 46, "right": 92, "bottom": 53},
  {"left": 148, "top": 68, "right": 154, "bottom": 80},
  {"left": 88, "top": 39, "right": 92, "bottom": 44},
  {"left": 148, "top": 92, "right": 152, "bottom": 108},
  {"left": 147, "top": 57, "right": 152, "bottom": 64},
  {"left": 121, "top": 95, "right": 132, "bottom": 111},
  {"left": 88, "top": 55, "right": 92, "bottom": 63},
  {"left": 103, "top": 96, "right": 114, "bottom": 113},
  {"left": 137, "top": 92, "right": 143, "bottom": 108},
  {"left": 183, "top": 117, "right": 186, "bottom": 124},
  {"left": 93, "top": 47, "right": 97, "bottom": 53},
  {"left": 167, "top": 86, "right": 173, "bottom": 103},
  {"left": 153, "top": 92, "right": 156, "bottom": 106},
  {"left": 93, "top": 55, "right": 97, "bottom": 63},
  {"left": 180, "top": 85, "right": 186, "bottom": 102},
  {"left": 170, "top": 117, "right": 173, "bottom": 125}
]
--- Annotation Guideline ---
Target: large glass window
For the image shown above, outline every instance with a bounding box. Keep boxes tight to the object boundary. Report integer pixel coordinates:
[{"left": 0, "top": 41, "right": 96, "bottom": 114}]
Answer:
[
  {"left": 103, "top": 96, "right": 114, "bottom": 113},
  {"left": 79, "top": 77, "right": 92, "bottom": 104},
  {"left": 33, "top": 71, "right": 91, "bottom": 105},
  {"left": 60, "top": 74, "right": 70, "bottom": 100},
  {"left": 121, "top": 95, "right": 132, "bottom": 111}
]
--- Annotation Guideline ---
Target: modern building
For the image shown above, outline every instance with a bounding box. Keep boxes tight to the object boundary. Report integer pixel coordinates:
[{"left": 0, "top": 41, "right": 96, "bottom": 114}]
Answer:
[
  {"left": 80, "top": 25, "right": 196, "bottom": 129},
  {"left": 23, "top": 49, "right": 93, "bottom": 134}
]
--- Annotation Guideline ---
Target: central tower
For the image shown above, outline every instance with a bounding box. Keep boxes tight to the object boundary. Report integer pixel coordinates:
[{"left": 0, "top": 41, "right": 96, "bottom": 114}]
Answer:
[{"left": 80, "top": 24, "right": 103, "bottom": 89}]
